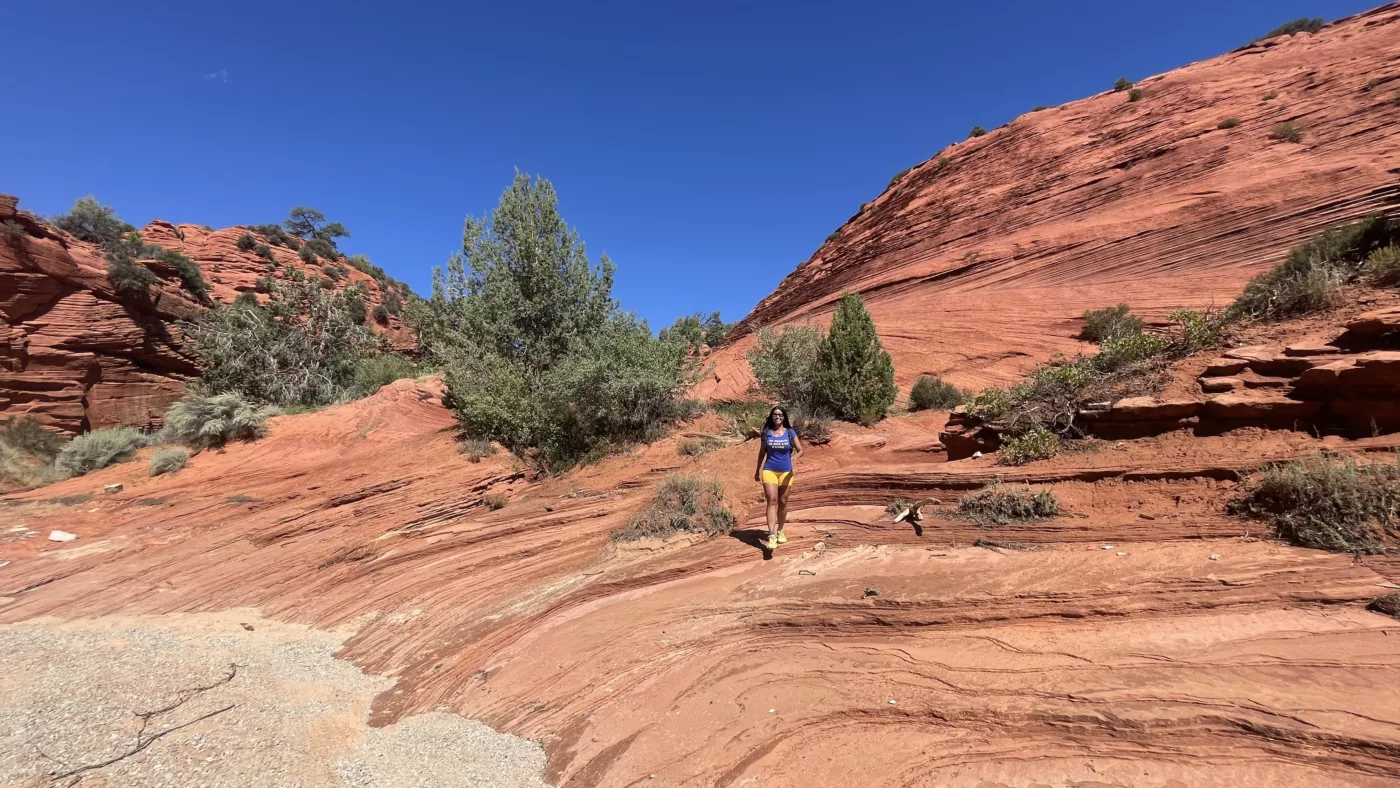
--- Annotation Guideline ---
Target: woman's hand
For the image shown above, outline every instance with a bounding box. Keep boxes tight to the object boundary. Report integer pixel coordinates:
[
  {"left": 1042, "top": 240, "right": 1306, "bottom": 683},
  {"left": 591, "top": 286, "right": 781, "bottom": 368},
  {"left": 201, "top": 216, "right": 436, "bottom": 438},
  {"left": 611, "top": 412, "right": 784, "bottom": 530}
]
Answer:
[{"left": 754, "top": 471, "right": 762, "bottom": 483}]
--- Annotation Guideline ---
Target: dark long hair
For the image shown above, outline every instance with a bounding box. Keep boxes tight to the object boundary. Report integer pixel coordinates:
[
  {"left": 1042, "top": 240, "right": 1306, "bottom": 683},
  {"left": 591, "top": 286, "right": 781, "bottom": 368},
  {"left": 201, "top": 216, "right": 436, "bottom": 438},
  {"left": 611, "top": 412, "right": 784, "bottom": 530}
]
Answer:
[{"left": 764, "top": 405, "right": 790, "bottom": 433}]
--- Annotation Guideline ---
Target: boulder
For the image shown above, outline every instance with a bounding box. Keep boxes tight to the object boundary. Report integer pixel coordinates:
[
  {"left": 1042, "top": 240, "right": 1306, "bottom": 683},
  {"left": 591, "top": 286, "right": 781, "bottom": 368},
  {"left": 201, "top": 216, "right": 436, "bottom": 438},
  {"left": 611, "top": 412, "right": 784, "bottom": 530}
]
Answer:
[
  {"left": 1343, "top": 307, "right": 1400, "bottom": 338},
  {"left": 1201, "top": 392, "right": 1322, "bottom": 422},
  {"left": 1293, "top": 351, "right": 1400, "bottom": 397},
  {"left": 1199, "top": 377, "right": 1241, "bottom": 393}
]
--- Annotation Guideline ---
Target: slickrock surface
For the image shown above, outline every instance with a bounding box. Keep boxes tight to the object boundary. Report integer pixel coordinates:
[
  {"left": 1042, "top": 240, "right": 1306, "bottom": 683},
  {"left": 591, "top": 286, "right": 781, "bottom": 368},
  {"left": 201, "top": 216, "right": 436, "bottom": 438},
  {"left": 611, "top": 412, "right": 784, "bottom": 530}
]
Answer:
[
  {"left": 2, "top": 379, "right": 1398, "bottom": 786},
  {"left": 698, "top": 4, "right": 1400, "bottom": 400},
  {"left": 0, "top": 195, "right": 412, "bottom": 435}
]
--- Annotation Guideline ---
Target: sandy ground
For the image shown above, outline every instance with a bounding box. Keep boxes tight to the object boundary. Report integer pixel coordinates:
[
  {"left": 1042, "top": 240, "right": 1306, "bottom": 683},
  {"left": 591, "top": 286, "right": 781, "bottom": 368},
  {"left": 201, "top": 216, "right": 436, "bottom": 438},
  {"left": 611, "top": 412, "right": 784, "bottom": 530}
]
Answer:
[{"left": 0, "top": 611, "right": 548, "bottom": 788}]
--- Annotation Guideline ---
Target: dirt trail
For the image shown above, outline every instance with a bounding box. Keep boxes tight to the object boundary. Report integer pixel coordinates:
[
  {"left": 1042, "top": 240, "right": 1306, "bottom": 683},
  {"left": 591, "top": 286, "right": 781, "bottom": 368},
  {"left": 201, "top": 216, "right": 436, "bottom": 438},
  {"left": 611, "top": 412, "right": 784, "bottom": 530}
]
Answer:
[{"left": 2, "top": 378, "right": 1398, "bottom": 786}]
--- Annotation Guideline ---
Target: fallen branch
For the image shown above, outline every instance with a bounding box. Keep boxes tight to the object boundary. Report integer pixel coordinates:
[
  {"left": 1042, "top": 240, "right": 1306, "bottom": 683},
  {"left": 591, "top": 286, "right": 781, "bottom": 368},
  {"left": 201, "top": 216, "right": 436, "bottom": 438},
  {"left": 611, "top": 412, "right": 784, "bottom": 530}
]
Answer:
[{"left": 42, "top": 663, "right": 241, "bottom": 787}]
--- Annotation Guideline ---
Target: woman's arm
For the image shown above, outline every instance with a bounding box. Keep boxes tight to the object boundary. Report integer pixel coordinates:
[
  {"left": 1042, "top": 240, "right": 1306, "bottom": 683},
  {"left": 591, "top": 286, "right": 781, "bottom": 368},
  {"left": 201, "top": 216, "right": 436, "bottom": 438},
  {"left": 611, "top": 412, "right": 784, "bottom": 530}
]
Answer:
[
  {"left": 791, "top": 433, "right": 803, "bottom": 462},
  {"left": 754, "top": 439, "right": 767, "bottom": 482}
]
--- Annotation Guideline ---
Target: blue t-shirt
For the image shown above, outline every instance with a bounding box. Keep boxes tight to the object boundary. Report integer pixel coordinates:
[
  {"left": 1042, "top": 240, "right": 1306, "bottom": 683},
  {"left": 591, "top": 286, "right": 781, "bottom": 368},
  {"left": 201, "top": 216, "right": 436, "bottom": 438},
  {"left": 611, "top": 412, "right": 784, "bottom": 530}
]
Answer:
[{"left": 762, "top": 428, "right": 797, "bottom": 472}]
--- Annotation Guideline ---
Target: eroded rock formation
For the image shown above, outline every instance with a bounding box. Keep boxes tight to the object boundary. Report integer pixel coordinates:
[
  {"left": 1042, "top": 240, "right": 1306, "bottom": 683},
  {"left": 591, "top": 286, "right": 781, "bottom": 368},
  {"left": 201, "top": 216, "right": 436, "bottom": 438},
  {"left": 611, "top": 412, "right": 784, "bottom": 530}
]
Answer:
[
  {"left": 699, "top": 3, "right": 1400, "bottom": 400},
  {"left": 0, "top": 195, "right": 413, "bottom": 434}
]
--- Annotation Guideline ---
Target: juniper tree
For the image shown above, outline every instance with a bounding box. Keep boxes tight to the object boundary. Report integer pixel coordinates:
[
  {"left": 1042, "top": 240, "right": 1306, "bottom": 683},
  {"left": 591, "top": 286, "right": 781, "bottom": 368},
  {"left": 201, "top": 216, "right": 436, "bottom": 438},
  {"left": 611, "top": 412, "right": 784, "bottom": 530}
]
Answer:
[{"left": 812, "top": 291, "right": 896, "bottom": 424}]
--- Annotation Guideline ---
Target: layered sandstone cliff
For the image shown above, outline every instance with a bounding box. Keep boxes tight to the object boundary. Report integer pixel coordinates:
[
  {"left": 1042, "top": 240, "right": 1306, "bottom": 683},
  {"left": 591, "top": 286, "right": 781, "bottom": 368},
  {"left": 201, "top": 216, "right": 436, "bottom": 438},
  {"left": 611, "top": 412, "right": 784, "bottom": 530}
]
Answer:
[
  {"left": 0, "top": 195, "right": 413, "bottom": 434},
  {"left": 699, "top": 3, "right": 1400, "bottom": 400}
]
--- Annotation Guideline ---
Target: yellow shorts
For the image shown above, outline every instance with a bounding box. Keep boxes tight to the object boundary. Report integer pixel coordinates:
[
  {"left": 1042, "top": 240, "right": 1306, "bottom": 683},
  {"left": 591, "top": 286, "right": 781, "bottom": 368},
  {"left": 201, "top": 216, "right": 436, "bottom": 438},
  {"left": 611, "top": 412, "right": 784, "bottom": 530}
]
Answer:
[{"left": 760, "top": 470, "right": 794, "bottom": 487}]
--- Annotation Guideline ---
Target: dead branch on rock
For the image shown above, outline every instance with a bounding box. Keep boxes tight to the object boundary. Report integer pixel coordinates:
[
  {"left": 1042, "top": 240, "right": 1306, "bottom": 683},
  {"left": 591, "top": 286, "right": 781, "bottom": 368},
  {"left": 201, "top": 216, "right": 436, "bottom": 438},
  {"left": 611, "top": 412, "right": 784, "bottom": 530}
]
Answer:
[{"left": 39, "top": 663, "right": 240, "bottom": 787}]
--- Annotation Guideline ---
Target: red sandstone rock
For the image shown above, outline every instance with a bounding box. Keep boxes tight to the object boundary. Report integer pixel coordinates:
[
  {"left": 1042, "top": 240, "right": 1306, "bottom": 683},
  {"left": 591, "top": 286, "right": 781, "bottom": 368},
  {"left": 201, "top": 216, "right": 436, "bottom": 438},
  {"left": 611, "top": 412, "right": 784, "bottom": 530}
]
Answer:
[
  {"left": 0, "top": 196, "right": 415, "bottom": 434},
  {"left": 696, "top": 5, "right": 1400, "bottom": 400},
  {"left": 1100, "top": 396, "right": 1201, "bottom": 422},
  {"left": 1202, "top": 392, "right": 1321, "bottom": 422},
  {"left": 1344, "top": 306, "right": 1400, "bottom": 337},
  {"left": 1199, "top": 376, "right": 1241, "bottom": 393}
]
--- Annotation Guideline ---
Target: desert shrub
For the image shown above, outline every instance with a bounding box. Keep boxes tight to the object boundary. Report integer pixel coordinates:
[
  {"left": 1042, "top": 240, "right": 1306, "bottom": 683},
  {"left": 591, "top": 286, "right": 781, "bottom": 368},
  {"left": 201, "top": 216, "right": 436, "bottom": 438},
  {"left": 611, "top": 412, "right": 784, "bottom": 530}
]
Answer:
[
  {"left": 299, "top": 246, "right": 316, "bottom": 264},
  {"left": 611, "top": 475, "right": 735, "bottom": 541},
  {"left": 232, "top": 292, "right": 259, "bottom": 310},
  {"left": 1365, "top": 245, "right": 1400, "bottom": 286},
  {"left": 252, "top": 224, "right": 295, "bottom": 248},
  {"left": 715, "top": 399, "right": 770, "bottom": 438},
  {"left": 999, "top": 425, "right": 1060, "bottom": 466},
  {"left": 968, "top": 126, "right": 987, "bottom": 138},
  {"left": 888, "top": 167, "right": 912, "bottom": 188},
  {"left": 1264, "top": 90, "right": 1279, "bottom": 100},
  {"left": 382, "top": 289, "right": 405, "bottom": 316},
  {"left": 957, "top": 484, "right": 1060, "bottom": 526},
  {"left": 304, "top": 238, "right": 337, "bottom": 261},
  {"left": 1256, "top": 17, "right": 1324, "bottom": 42},
  {"left": 1229, "top": 214, "right": 1398, "bottom": 321},
  {"left": 458, "top": 438, "right": 496, "bottom": 462},
  {"left": 1030, "top": 105, "right": 1048, "bottom": 112},
  {"left": 325, "top": 264, "right": 349, "bottom": 281},
  {"left": 160, "top": 391, "right": 277, "bottom": 449},
  {"left": 970, "top": 387, "right": 1014, "bottom": 420},
  {"left": 148, "top": 447, "right": 189, "bottom": 476},
  {"left": 0, "top": 440, "right": 62, "bottom": 489},
  {"left": 1218, "top": 117, "right": 1241, "bottom": 129},
  {"left": 790, "top": 409, "right": 832, "bottom": 444},
  {"left": 52, "top": 196, "right": 135, "bottom": 248},
  {"left": 372, "top": 304, "right": 391, "bottom": 323},
  {"left": 255, "top": 244, "right": 276, "bottom": 263},
  {"left": 107, "top": 256, "right": 159, "bottom": 298},
  {"left": 319, "top": 277, "right": 336, "bottom": 289},
  {"left": 184, "top": 279, "right": 376, "bottom": 407},
  {"left": 1271, "top": 121, "right": 1304, "bottom": 143},
  {"left": 483, "top": 492, "right": 508, "bottom": 510},
  {"left": 54, "top": 427, "right": 146, "bottom": 476},
  {"left": 1231, "top": 455, "right": 1399, "bottom": 553},
  {"left": 152, "top": 247, "right": 208, "bottom": 301},
  {"left": 348, "top": 255, "right": 383, "bottom": 278},
  {"left": 678, "top": 436, "right": 724, "bottom": 457},
  {"left": 236, "top": 233, "right": 257, "bottom": 251},
  {"left": 353, "top": 353, "right": 418, "bottom": 395},
  {"left": 811, "top": 292, "right": 897, "bottom": 425},
  {"left": 418, "top": 175, "right": 697, "bottom": 471},
  {"left": 1128, "top": 88, "right": 1143, "bottom": 102},
  {"left": 3, "top": 219, "right": 27, "bottom": 243},
  {"left": 661, "top": 312, "right": 732, "bottom": 352},
  {"left": 909, "top": 375, "right": 966, "bottom": 411},
  {"left": 748, "top": 325, "right": 822, "bottom": 412},
  {"left": 1114, "top": 77, "right": 1134, "bottom": 92},
  {"left": 0, "top": 417, "right": 65, "bottom": 462},
  {"left": 1168, "top": 309, "right": 1227, "bottom": 352},
  {"left": 1079, "top": 304, "right": 1143, "bottom": 342},
  {"left": 1370, "top": 593, "right": 1400, "bottom": 620}
]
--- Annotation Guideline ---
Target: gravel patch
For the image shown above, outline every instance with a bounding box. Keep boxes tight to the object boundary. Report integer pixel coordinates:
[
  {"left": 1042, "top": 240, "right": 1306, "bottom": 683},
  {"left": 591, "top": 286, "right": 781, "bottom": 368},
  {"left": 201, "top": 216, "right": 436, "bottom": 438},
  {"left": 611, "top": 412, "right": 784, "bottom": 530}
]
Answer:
[{"left": 0, "top": 612, "right": 550, "bottom": 787}]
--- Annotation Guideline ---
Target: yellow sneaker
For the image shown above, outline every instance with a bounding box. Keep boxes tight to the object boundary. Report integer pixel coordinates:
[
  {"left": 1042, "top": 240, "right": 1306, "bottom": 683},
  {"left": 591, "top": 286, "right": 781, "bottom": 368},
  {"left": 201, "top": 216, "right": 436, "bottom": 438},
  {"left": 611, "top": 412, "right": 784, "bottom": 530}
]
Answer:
[
  {"left": 766, "top": 533, "right": 778, "bottom": 550},
  {"left": 776, "top": 531, "right": 788, "bottom": 544}
]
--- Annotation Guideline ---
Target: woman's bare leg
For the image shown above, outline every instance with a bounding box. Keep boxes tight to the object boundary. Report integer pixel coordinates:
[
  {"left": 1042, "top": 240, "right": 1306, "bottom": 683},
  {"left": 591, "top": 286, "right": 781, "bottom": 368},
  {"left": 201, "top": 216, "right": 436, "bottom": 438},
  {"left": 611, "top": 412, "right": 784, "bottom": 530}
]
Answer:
[
  {"left": 763, "top": 482, "right": 779, "bottom": 535},
  {"left": 776, "top": 484, "right": 791, "bottom": 532}
]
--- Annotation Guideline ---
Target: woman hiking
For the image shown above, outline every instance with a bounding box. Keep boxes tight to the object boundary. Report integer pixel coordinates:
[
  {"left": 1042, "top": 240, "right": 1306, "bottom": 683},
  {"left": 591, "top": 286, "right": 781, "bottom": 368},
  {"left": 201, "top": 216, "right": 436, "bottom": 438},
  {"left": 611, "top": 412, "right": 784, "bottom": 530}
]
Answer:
[{"left": 754, "top": 405, "right": 803, "bottom": 550}]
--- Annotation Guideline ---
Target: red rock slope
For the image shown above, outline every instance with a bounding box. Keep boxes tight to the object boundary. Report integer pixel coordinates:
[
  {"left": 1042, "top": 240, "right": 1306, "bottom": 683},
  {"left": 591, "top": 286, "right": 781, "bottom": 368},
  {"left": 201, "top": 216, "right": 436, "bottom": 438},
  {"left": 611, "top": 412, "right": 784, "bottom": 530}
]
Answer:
[
  {"left": 700, "top": 4, "right": 1400, "bottom": 400},
  {"left": 0, "top": 195, "right": 413, "bottom": 434}
]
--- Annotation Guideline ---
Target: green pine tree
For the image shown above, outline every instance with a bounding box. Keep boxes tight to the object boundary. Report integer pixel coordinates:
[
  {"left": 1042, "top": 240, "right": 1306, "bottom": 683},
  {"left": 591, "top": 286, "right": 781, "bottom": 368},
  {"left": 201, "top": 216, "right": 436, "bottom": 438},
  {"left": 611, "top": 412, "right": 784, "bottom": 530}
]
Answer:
[{"left": 813, "top": 291, "right": 896, "bottom": 424}]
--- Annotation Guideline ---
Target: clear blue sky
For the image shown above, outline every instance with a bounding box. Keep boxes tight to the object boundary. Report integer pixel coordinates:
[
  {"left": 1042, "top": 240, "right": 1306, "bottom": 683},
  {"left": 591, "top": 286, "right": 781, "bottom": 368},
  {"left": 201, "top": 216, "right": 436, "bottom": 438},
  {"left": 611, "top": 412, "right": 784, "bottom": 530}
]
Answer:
[{"left": 2, "top": 0, "right": 1377, "bottom": 329}]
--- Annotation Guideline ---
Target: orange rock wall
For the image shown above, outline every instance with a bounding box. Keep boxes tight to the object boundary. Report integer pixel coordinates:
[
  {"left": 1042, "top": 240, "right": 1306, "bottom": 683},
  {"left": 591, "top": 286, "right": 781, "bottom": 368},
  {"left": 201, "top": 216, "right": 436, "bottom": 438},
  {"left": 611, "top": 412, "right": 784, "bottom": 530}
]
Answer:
[
  {"left": 699, "top": 3, "right": 1400, "bottom": 400},
  {"left": 0, "top": 195, "right": 413, "bottom": 434}
]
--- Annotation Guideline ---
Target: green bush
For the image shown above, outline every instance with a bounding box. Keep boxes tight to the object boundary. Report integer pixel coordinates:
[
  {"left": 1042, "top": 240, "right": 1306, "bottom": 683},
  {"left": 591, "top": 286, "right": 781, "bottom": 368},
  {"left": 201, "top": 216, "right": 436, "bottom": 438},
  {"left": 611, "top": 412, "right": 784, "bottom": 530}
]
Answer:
[
  {"left": 714, "top": 400, "right": 770, "bottom": 438},
  {"left": 420, "top": 174, "right": 697, "bottom": 471},
  {"left": 678, "top": 436, "right": 724, "bottom": 457},
  {"left": 236, "top": 233, "right": 257, "bottom": 251},
  {"left": 160, "top": 391, "right": 278, "bottom": 449},
  {"left": 232, "top": 292, "right": 259, "bottom": 310},
  {"left": 1218, "top": 117, "right": 1241, "bottom": 129},
  {"left": 1114, "top": 77, "right": 1134, "bottom": 92},
  {"left": 304, "top": 238, "right": 337, "bottom": 261},
  {"left": 372, "top": 304, "right": 391, "bottom": 324},
  {"left": 3, "top": 219, "right": 27, "bottom": 243},
  {"left": 353, "top": 353, "right": 418, "bottom": 395},
  {"left": 790, "top": 409, "right": 832, "bottom": 444},
  {"left": 1029, "top": 105, "right": 1048, "bottom": 112},
  {"left": 999, "top": 425, "right": 1060, "bottom": 466},
  {"left": 255, "top": 244, "right": 276, "bottom": 263},
  {"left": 1078, "top": 304, "right": 1143, "bottom": 342},
  {"left": 1256, "top": 17, "right": 1324, "bottom": 42},
  {"left": 968, "top": 126, "right": 987, "bottom": 138},
  {"left": 54, "top": 427, "right": 147, "bottom": 476},
  {"left": 888, "top": 167, "right": 912, "bottom": 188},
  {"left": 52, "top": 196, "right": 135, "bottom": 248},
  {"left": 458, "top": 438, "right": 496, "bottom": 462},
  {"left": 1127, "top": 88, "right": 1143, "bottom": 102},
  {"left": 957, "top": 484, "right": 1060, "bottom": 526},
  {"left": 748, "top": 325, "right": 822, "bottom": 412},
  {"left": 1271, "top": 121, "right": 1304, "bottom": 143},
  {"left": 252, "top": 224, "right": 295, "bottom": 248},
  {"left": 1168, "top": 309, "right": 1226, "bottom": 352},
  {"left": 1365, "top": 245, "right": 1400, "bottom": 286},
  {"left": 909, "top": 375, "right": 966, "bottom": 411},
  {"left": 148, "top": 447, "right": 189, "bottom": 476},
  {"left": 107, "top": 256, "right": 158, "bottom": 298},
  {"left": 812, "top": 292, "right": 897, "bottom": 425},
  {"left": 0, "top": 417, "right": 65, "bottom": 462},
  {"left": 970, "top": 387, "right": 1013, "bottom": 420},
  {"left": 1231, "top": 455, "right": 1399, "bottom": 553},
  {"left": 152, "top": 248, "right": 208, "bottom": 302},
  {"left": 1229, "top": 215, "right": 1398, "bottom": 321},
  {"left": 183, "top": 280, "right": 375, "bottom": 407},
  {"left": 611, "top": 475, "right": 735, "bottom": 541},
  {"left": 660, "top": 312, "right": 732, "bottom": 352}
]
